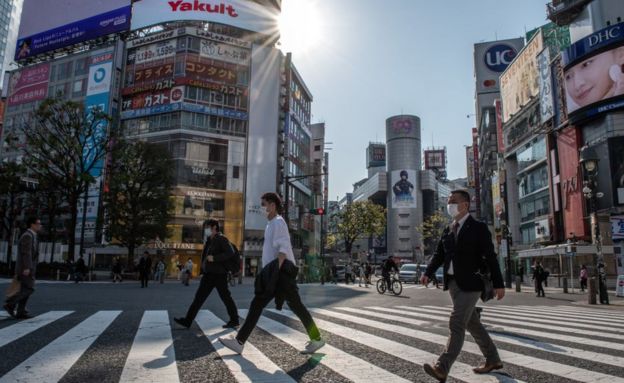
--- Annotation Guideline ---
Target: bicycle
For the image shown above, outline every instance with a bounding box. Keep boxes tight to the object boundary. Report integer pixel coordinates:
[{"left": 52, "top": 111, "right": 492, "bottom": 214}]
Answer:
[{"left": 376, "top": 273, "right": 403, "bottom": 295}]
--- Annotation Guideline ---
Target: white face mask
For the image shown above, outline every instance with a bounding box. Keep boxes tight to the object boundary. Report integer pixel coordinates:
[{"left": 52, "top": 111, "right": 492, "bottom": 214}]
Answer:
[
  {"left": 204, "top": 228, "right": 214, "bottom": 238},
  {"left": 447, "top": 203, "right": 460, "bottom": 218}
]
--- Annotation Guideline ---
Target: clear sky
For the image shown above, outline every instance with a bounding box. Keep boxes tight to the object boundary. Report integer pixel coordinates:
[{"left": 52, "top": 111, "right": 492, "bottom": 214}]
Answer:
[{"left": 279, "top": 0, "right": 549, "bottom": 201}]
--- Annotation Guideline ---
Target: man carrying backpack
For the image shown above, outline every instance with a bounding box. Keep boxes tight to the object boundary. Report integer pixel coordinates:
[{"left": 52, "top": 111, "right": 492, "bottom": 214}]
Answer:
[{"left": 174, "top": 219, "right": 239, "bottom": 329}]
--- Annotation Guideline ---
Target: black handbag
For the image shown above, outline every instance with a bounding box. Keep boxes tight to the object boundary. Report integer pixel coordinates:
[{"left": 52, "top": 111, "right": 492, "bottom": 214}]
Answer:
[{"left": 477, "top": 258, "right": 494, "bottom": 302}]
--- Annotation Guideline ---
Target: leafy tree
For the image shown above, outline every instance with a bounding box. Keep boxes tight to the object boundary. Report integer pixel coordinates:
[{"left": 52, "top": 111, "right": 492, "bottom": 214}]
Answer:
[
  {"left": 335, "top": 201, "right": 386, "bottom": 254},
  {"left": 416, "top": 210, "right": 449, "bottom": 257},
  {"left": 0, "top": 162, "right": 29, "bottom": 267},
  {"left": 20, "top": 97, "right": 113, "bottom": 261},
  {"left": 104, "top": 140, "right": 173, "bottom": 262}
]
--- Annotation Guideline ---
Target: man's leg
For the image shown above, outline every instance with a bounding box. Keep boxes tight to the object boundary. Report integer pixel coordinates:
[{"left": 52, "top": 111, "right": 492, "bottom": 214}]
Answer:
[
  {"left": 236, "top": 295, "right": 272, "bottom": 344},
  {"left": 185, "top": 275, "right": 215, "bottom": 322},
  {"left": 14, "top": 282, "right": 34, "bottom": 316},
  {"left": 466, "top": 307, "right": 501, "bottom": 365},
  {"left": 214, "top": 273, "right": 239, "bottom": 324},
  {"left": 284, "top": 289, "right": 321, "bottom": 341},
  {"left": 436, "top": 280, "right": 481, "bottom": 374}
]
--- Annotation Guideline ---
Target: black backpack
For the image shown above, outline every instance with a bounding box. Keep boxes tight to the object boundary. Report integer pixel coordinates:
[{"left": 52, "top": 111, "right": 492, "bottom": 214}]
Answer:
[{"left": 226, "top": 242, "right": 242, "bottom": 274}]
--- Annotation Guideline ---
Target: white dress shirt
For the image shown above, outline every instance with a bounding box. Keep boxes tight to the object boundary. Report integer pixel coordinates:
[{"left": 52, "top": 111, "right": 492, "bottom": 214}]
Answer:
[
  {"left": 262, "top": 215, "right": 296, "bottom": 268},
  {"left": 447, "top": 213, "right": 470, "bottom": 276}
]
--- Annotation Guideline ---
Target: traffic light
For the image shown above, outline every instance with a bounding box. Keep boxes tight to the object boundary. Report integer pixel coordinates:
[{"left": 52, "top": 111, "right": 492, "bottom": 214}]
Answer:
[{"left": 309, "top": 208, "right": 325, "bottom": 215}]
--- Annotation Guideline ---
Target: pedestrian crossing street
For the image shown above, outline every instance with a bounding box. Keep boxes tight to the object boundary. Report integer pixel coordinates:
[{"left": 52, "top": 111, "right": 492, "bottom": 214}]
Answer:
[{"left": 1, "top": 304, "right": 623, "bottom": 382}]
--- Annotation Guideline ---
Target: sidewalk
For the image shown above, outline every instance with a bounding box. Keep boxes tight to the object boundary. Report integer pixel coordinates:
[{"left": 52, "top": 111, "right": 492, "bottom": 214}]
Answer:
[{"left": 510, "top": 283, "right": 624, "bottom": 307}]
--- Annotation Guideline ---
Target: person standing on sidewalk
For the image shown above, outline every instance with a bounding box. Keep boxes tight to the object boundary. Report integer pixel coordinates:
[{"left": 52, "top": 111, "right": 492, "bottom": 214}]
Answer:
[
  {"left": 579, "top": 264, "right": 588, "bottom": 292},
  {"left": 138, "top": 251, "right": 152, "bottom": 288},
  {"left": 4, "top": 216, "right": 41, "bottom": 319},
  {"left": 174, "top": 219, "right": 239, "bottom": 329},
  {"left": 112, "top": 257, "right": 123, "bottom": 283},
  {"left": 533, "top": 261, "right": 546, "bottom": 297},
  {"left": 155, "top": 258, "right": 166, "bottom": 284},
  {"left": 419, "top": 190, "right": 505, "bottom": 382},
  {"left": 219, "top": 192, "right": 325, "bottom": 355}
]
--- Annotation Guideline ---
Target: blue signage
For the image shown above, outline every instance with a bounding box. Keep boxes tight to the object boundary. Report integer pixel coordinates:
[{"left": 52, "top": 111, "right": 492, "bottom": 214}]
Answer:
[
  {"left": 121, "top": 102, "right": 249, "bottom": 121},
  {"left": 484, "top": 44, "right": 518, "bottom": 72},
  {"left": 563, "top": 22, "right": 624, "bottom": 67},
  {"left": 15, "top": 6, "right": 131, "bottom": 61}
]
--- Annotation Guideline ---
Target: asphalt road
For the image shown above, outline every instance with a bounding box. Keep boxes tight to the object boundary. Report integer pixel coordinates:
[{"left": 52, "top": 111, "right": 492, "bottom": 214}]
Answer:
[{"left": 0, "top": 277, "right": 623, "bottom": 383}]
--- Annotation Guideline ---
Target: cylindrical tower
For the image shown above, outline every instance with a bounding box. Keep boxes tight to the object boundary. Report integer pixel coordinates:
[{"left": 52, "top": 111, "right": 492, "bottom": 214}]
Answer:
[{"left": 386, "top": 115, "right": 422, "bottom": 261}]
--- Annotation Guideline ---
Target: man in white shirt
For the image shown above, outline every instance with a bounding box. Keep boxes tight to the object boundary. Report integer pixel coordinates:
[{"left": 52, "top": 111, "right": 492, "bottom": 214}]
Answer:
[{"left": 219, "top": 192, "right": 325, "bottom": 355}]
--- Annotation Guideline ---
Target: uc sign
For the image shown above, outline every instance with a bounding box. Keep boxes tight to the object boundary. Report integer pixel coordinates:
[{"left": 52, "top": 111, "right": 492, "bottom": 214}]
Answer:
[{"left": 484, "top": 44, "right": 518, "bottom": 72}]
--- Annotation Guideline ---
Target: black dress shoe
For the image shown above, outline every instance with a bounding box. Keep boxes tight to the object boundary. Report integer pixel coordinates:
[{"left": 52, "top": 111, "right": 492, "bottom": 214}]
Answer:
[
  {"left": 423, "top": 363, "right": 447, "bottom": 383},
  {"left": 3, "top": 304, "right": 16, "bottom": 318},
  {"left": 222, "top": 322, "right": 240, "bottom": 329},
  {"left": 15, "top": 313, "right": 33, "bottom": 320},
  {"left": 174, "top": 317, "right": 191, "bottom": 328}
]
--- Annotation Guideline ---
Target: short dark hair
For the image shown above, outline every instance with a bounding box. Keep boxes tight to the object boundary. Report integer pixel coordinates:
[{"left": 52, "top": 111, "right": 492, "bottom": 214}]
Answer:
[
  {"left": 204, "top": 219, "right": 220, "bottom": 232},
  {"left": 261, "top": 192, "right": 283, "bottom": 213},
  {"left": 451, "top": 190, "right": 471, "bottom": 204},
  {"left": 26, "top": 216, "right": 40, "bottom": 227}
]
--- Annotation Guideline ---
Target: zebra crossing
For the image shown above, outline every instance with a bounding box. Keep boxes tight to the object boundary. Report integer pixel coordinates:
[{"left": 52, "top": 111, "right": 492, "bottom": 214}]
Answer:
[{"left": 0, "top": 304, "right": 623, "bottom": 382}]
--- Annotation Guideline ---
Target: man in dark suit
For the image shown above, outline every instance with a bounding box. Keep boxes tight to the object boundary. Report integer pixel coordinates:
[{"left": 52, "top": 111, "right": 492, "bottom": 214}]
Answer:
[
  {"left": 420, "top": 190, "right": 505, "bottom": 382},
  {"left": 174, "top": 219, "right": 239, "bottom": 329},
  {"left": 138, "top": 251, "right": 152, "bottom": 288},
  {"left": 4, "top": 216, "right": 41, "bottom": 319}
]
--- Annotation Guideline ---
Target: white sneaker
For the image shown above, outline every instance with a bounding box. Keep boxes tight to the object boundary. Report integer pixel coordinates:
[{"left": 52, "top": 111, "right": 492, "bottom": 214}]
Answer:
[
  {"left": 301, "top": 339, "right": 325, "bottom": 354},
  {"left": 219, "top": 336, "right": 244, "bottom": 355}
]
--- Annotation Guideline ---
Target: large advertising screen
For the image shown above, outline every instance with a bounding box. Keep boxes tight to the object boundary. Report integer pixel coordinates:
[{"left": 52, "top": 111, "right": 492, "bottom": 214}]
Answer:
[
  {"left": 16, "top": 0, "right": 131, "bottom": 60},
  {"left": 391, "top": 169, "right": 417, "bottom": 209},
  {"left": 131, "top": 0, "right": 279, "bottom": 35},
  {"left": 500, "top": 30, "right": 543, "bottom": 123},
  {"left": 562, "top": 23, "right": 624, "bottom": 122}
]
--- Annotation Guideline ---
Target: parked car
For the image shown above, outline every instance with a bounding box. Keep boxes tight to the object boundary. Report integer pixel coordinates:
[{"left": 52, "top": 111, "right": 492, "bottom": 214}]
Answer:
[{"left": 399, "top": 263, "right": 420, "bottom": 283}]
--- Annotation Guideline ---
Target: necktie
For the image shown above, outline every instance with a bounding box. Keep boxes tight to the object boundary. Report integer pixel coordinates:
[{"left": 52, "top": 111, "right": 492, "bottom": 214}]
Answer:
[{"left": 452, "top": 222, "right": 460, "bottom": 239}]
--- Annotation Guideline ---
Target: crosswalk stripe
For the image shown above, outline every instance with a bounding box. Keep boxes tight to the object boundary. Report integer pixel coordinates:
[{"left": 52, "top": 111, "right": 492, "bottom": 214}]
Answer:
[
  {"left": 515, "top": 306, "right": 624, "bottom": 320},
  {"left": 364, "top": 306, "right": 624, "bottom": 368},
  {"left": 195, "top": 310, "right": 295, "bottom": 383},
  {"left": 119, "top": 310, "right": 179, "bottom": 383},
  {"left": 476, "top": 305, "right": 624, "bottom": 327},
  {"left": 422, "top": 306, "right": 624, "bottom": 334},
  {"left": 419, "top": 305, "right": 621, "bottom": 340},
  {"left": 243, "top": 309, "right": 411, "bottom": 383},
  {"left": 0, "top": 310, "right": 120, "bottom": 383},
  {"left": 0, "top": 311, "right": 73, "bottom": 348},
  {"left": 274, "top": 308, "right": 526, "bottom": 383},
  {"left": 396, "top": 305, "right": 624, "bottom": 352},
  {"left": 323, "top": 307, "right": 624, "bottom": 383}
]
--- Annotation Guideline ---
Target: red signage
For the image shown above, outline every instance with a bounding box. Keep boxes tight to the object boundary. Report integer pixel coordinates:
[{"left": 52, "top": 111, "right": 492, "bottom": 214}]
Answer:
[
  {"left": 7, "top": 63, "right": 50, "bottom": 106},
  {"left": 495, "top": 99, "right": 505, "bottom": 153},
  {"left": 185, "top": 59, "right": 237, "bottom": 84},
  {"left": 557, "top": 126, "right": 586, "bottom": 237},
  {"left": 122, "top": 86, "right": 184, "bottom": 111}
]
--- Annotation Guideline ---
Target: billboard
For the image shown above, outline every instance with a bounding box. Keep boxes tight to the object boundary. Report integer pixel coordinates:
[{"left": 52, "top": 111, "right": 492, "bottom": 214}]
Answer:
[
  {"left": 122, "top": 86, "right": 184, "bottom": 111},
  {"left": 367, "top": 144, "right": 386, "bottom": 168},
  {"left": 132, "top": 40, "right": 177, "bottom": 65},
  {"left": 562, "top": 23, "right": 624, "bottom": 122},
  {"left": 610, "top": 137, "right": 624, "bottom": 206},
  {"left": 612, "top": 215, "right": 624, "bottom": 241},
  {"left": 424, "top": 149, "right": 446, "bottom": 170},
  {"left": 6, "top": 63, "right": 50, "bottom": 106},
  {"left": 501, "top": 30, "right": 543, "bottom": 123},
  {"left": 16, "top": 0, "right": 131, "bottom": 60},
  {"left": 391, "top": 169, "right": 417, "bottom": 209},
  {"left": 538, "top": 47, "right": 555, "bottom": 123},
  {"left": 131, "top": 0, "right": 279, "bottom": 35},
  {"left": 494, "top": 99, "right": 505, "bottom": 153},
  {"left": 474, "top": 38, "right": 524, "bottom": 95},
  {"left": 466, "top": 146, "right": 475, "bottom": 188},
  {"left": 200, "top": 40, "right": 250, "bottom": 65}
]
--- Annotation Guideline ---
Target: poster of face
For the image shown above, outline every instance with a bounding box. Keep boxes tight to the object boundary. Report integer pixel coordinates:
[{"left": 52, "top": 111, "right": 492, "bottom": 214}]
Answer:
[{"left": 391, "top": 169, "right": 417, "bottom": 209}]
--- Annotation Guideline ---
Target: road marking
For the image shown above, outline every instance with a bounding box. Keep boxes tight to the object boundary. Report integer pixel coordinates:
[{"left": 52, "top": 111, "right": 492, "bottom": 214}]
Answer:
[
  {"left": 242, "top": 310, "right": 410, "bottom": 383},
  {"left": 419, "top": 305, "right": 622, "bottom": 339},
  {"left": 474, "top": 305, "right": 624, "bottom": 327},
  {"left": 396, "top": 305, "right": 624, "bottom": 351},
  {"left": 0, "top": 311, "right": 73, "bottom": 348},
  {"left": 195, "top": 310, "right": 295, "bottom": 383},
  {"left": 515, "top": 305, "right": 624, "bottom": 320},
  {"left": 324, "top": 307, "right": 623, "bottom": 383},
  {"left": 364, "top": 306, "right": 624, "bottom": 369},
  {"left": 0, "top": 311, "right": 120, "bottom": 383},
  {"left": 271, "top": 309, "right": 525, "bottom": 383},
  {"left": 119, "top": 310, "right": 179, "bottom": 383}
]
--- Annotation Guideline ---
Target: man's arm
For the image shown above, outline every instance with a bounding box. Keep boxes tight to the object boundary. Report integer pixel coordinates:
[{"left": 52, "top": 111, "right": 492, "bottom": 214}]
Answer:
[
  {"left": 210, "top": 236, "right": 235, "bottom": 262},
  {"left": 479, "top": 224, "right": 505, "bottom": 300},
  {"left": 273, "top": 221, "right": 292, "bottom": 267}
]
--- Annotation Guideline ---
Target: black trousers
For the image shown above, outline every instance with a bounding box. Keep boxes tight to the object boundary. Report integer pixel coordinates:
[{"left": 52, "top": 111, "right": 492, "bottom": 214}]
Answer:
[
  {"left": 185, "top": 273, "right": 238, "bottom": 324},
  {"left": 140, "top": 271, "right": 149, "bottom": 287},
  {"left": 6, "top": 278, "right": 34, "bottom": 314},
  {"left": 236, "top": 285, "right": 320, "bottom": 344},
  {"left": 535, "top": 280, "right": 545, "bottom": 296}
]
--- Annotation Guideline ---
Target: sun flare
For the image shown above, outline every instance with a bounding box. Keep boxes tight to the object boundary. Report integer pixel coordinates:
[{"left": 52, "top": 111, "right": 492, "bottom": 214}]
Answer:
[{"left": 279, "top": 0, "right": 323, "bottom": 54}]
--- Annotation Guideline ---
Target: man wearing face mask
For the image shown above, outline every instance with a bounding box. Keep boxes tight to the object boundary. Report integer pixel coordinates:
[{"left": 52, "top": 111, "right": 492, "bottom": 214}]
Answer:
[
  {"left": 174, "top": 219, "right": 239, "bottom": 329},
  {"left": 420, "top": 190, "right": 505, "bottom": 382}
]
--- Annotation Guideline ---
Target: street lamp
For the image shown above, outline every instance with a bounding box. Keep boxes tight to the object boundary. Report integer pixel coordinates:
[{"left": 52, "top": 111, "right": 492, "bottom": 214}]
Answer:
[{"left": 579, "top": 146, "right": 609, "bottom": 305}]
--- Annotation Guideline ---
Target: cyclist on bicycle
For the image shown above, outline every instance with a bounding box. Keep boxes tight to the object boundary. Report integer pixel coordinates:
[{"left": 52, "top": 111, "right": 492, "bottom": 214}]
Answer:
[{"left": 381, "top": 255, "right": 399, "bottom": 290}]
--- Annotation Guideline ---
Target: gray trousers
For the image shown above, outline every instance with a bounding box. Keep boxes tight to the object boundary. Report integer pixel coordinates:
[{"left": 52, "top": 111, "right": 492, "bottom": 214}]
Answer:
[{"left": 437, "top": 279, "right": 500, "bottom": 373}]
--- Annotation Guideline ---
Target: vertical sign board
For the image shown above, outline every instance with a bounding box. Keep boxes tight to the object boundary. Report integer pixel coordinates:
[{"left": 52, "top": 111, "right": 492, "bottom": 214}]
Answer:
[
  {"left": 538, "top": 47, "right": 555, "bottom": 123},
  {"left": 77, "top": 50, "right": 114, "bottom": 240}
]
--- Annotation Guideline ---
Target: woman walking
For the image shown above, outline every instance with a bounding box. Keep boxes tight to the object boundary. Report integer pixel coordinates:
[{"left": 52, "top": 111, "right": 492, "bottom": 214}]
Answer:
[{"left": 579, "top": 264, "right": 588, "bottom": 292}]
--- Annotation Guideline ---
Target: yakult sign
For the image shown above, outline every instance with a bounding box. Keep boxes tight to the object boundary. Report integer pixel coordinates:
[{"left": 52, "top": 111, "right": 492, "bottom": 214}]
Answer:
[{"left": 131, "top": 0, "right": 279, "bottom": 35}]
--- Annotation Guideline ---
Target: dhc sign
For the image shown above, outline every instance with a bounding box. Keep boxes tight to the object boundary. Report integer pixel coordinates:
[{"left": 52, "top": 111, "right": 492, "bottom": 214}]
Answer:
[
  {"left": 564, "top": 22, "right": 624, "bottom": 67},
  {"left": 484, "top": 44, "right": 518, "bottom": 72}
]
